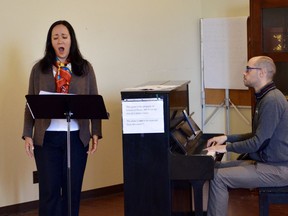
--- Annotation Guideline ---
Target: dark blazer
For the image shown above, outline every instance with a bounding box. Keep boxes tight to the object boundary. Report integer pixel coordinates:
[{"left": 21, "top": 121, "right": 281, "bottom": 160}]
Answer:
[{"left": 22, "top": 62, "right": 102, "bottom": 146}]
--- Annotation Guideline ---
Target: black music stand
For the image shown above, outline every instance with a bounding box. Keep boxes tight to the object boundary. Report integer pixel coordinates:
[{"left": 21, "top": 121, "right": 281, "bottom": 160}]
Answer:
[{"left": 25, "top": 94, "right": 109, "bottom": 216}]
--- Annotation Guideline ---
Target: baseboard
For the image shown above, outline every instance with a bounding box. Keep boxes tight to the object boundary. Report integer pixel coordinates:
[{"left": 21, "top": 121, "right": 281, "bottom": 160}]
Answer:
[
  {"left": 0, "top": 184, "right": 123, "bottom": 215},
  {"left": 81, "top": 184, "right": 124, "bottom": 200}
]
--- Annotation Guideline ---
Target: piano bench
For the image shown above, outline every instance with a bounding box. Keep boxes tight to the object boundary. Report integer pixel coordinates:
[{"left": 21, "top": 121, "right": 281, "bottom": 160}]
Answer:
[{"left": 259, "top": 186, "right": 288, "bottom": 216}]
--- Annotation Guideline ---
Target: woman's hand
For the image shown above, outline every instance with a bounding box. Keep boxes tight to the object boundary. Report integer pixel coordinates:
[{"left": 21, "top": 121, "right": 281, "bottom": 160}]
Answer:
[
  {"left": 87, "top": 135, "right": 99, "bottom": 155},
  {"left": 24, "top": 137, "right": 34, "bottom": 158}
]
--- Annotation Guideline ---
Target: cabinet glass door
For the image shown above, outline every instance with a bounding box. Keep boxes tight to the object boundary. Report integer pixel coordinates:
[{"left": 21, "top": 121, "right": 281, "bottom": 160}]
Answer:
[{"left": 263, "top": 8, "right": 288, "bottom": 53}]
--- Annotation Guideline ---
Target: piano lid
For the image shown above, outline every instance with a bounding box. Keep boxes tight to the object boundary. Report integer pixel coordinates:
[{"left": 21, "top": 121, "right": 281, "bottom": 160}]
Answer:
[{"left": 121, "top": 80, "right": 190, "bottom": 93}]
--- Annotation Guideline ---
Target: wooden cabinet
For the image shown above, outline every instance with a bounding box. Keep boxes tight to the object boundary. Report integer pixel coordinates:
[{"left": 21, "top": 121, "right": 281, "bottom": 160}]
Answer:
[{"left": 249, "top": 0, "right": 288, "bottom": 96}]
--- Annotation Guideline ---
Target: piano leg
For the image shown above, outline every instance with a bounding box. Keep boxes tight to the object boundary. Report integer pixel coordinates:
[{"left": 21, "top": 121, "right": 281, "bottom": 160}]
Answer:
[{"left": 191, "top": 180, "right": 206, "bottom": 216}]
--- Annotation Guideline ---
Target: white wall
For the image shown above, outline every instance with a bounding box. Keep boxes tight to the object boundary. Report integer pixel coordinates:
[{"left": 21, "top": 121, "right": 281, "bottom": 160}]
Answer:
[{"left": 0, "top": 0, "right": 249, "bottom": 207}]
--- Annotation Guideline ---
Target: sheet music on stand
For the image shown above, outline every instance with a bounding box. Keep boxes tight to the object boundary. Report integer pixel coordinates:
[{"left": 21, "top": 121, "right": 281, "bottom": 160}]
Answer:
[{"left": 26, "top": 94, "right": 109, "bottom": 120}]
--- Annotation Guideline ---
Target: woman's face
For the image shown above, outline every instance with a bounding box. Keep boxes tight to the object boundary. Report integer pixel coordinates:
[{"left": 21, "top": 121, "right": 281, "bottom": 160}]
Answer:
[{"left": 51, "top": 24, "right": 71, "bottom": 62}]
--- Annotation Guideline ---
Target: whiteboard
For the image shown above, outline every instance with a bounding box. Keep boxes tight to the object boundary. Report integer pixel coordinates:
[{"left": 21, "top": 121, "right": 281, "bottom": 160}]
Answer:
[{"left": 201, "top": 17, "right": 248, "bottom": 90}]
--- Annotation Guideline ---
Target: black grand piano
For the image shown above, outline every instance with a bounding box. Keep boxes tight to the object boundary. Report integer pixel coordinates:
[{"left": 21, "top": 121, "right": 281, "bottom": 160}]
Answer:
[{"left": 121, "top": 81, "right": 223, "bottom": 216}]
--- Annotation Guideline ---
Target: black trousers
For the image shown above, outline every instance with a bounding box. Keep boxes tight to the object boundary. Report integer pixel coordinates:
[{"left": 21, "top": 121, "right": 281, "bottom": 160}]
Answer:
[{"left": 34, "top": 131, "right": 88, "bottom": 216}]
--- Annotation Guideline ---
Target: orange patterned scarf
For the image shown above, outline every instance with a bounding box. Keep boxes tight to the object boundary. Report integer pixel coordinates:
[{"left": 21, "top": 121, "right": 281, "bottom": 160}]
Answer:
[{"left": 54, "top": 59, "right": 72, "bottom": 93}]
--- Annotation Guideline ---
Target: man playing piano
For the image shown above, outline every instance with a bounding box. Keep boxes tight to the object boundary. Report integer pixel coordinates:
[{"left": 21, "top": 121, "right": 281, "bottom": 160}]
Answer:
[{"left": 205, "top": 56, "right": 288, "bottom": 216}]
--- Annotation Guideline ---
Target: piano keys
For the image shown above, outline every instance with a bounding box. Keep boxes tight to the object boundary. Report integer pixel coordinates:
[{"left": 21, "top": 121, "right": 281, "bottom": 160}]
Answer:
[{"left": 170, "top": 109, "right": 223, "bottom": 161}]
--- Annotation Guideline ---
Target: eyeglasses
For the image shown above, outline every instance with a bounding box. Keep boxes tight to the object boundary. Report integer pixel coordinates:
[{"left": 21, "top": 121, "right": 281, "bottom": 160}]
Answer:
[{"left": 246, "top": 66, "right": 262, "bottom": 73}]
